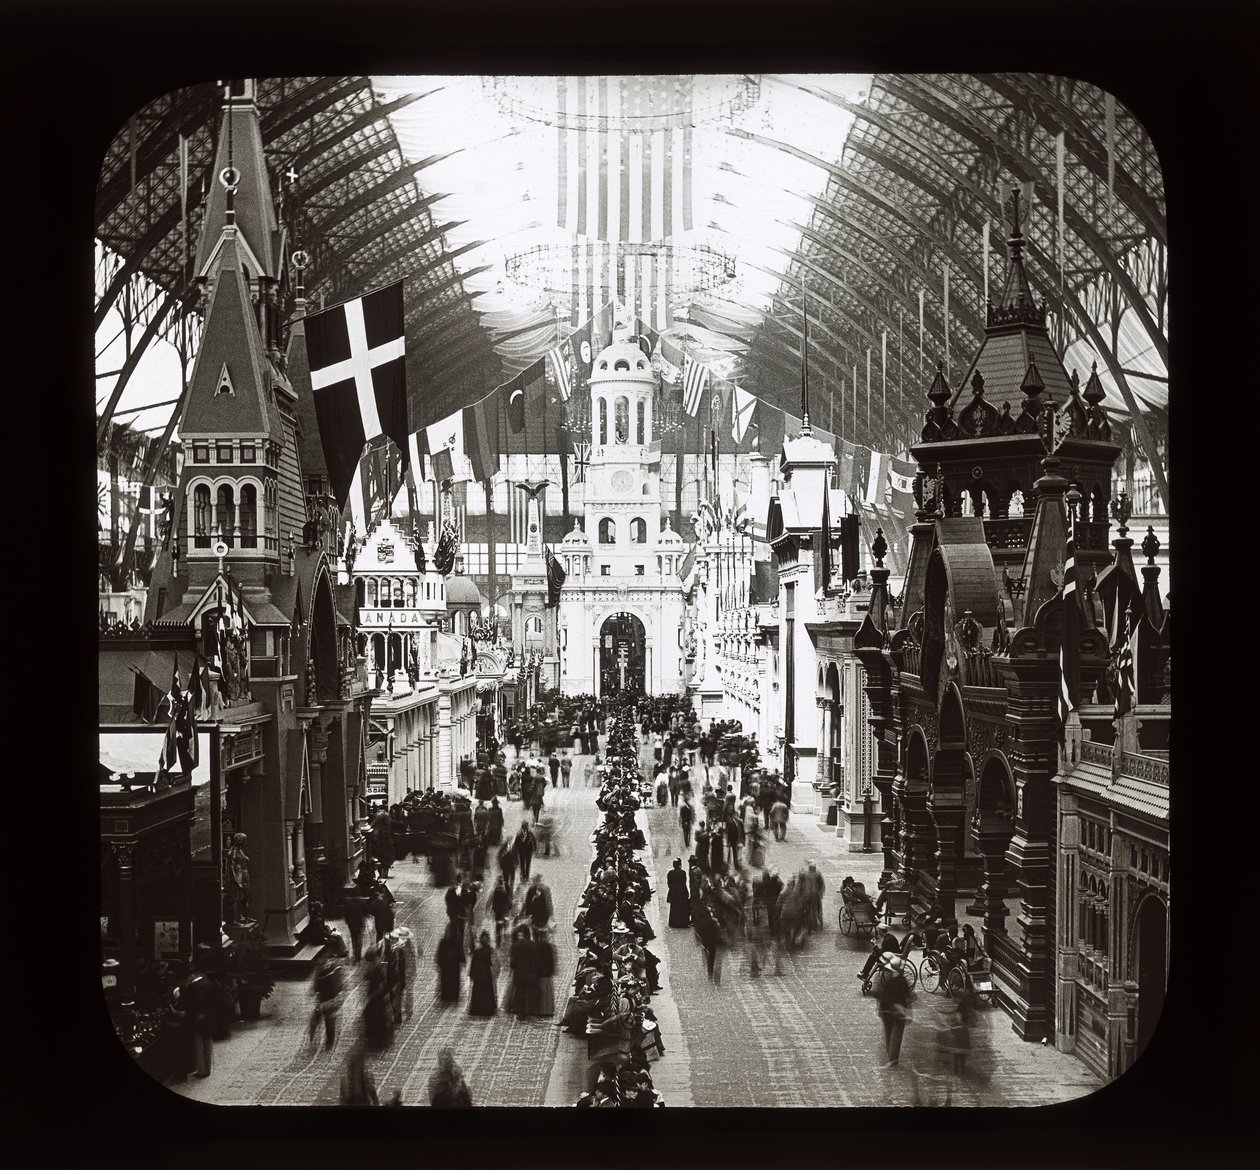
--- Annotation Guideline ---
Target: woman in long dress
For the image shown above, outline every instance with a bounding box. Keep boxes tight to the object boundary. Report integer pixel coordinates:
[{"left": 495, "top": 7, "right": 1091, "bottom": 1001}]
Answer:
[
  {"left": 533, "top": 930, "right": 556, "bottom": 1017},
  {"left": 507, "top": 924, "right": 536, "bottom": 1016},
  {"left": 435, "top": 923, "right": 465, "bottom": 1005},
  {"left": 468, "top": 931, "right": 498, "bottom": 1016}
]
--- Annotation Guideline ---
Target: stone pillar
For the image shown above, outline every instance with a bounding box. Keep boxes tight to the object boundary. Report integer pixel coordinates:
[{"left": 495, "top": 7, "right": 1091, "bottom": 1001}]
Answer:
[
  {"left": 973, "top": 813, "right": 1013, "bottom": 934},
  {"left": 898, "top": 789, "right": 933, "bottom": 899}
]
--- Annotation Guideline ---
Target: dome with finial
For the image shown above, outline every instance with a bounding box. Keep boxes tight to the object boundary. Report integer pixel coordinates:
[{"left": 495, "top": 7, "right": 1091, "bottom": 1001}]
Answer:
[
  {"left": 656, "top": 517, "right": 684, "bottom": 547},
  {"left": 589, "top": 338, "right": 655, "bottom": 390},
  {"left": 561, "top": 519, "right": 591, "bottom": 548}
]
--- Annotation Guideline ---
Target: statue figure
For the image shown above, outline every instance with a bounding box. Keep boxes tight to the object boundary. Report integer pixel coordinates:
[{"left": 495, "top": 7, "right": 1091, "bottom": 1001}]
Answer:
[{"left": 224, "top": 832, "right": 252, "bottom": 924}]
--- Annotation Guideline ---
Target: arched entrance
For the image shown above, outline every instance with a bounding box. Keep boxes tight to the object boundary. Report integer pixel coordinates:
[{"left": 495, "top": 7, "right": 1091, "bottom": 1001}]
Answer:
[
  {"left": 1135, "top": 896, "right": 1167, "bottom": 1061},
  {"left": 599, "top": 611, "right": 646, "bottom": 697}
]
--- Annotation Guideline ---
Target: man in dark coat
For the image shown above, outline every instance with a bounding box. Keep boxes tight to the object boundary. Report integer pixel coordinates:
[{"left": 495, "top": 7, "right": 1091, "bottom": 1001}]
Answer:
[
  {"left": 515, "top": 822, "right": 536, "bottom": 881},
  {"left": 876, "top": 954, "right": 912, "bottom": 1066},
  {"left": 343, "top": 893, "right": 367, "bottom": 963},
  {"left": 498, "top": 840, "right": 517, "bottom": 891},
  {"left": 666, "top": 859, "right": 691, "bottom": 928},
  {"left": 693, "top": 821, "right": 710, "bottom": 872},
  {"left": 446, "top": 873, "right": 470, "bottom": 941},
  {"left": 678, "top": 797, "right": 694, "bottom": 848},
  {"left": 435, "top": 923, "right": 465, "bottom": 1004},
  {"left": 486, "top": 798, "right": 504, "bottom": 846},
  {"left": 548, "top": 753, "right": 560, "bottom": 788}
]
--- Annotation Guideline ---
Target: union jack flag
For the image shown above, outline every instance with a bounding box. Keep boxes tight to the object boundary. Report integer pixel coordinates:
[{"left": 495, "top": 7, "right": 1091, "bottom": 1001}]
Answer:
[{"left": 573, "top": 441, "right": 591, "bottom": 484}]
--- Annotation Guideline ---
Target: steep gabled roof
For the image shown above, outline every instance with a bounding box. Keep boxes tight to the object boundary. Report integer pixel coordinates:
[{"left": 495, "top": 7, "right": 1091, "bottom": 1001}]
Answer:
[{"left": 180, "top": 238, "right": 282, "bottom": 441}]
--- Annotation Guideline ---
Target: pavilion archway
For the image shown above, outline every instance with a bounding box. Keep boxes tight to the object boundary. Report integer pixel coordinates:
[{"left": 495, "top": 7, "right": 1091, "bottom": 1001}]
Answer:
[{"left": 598, "top": 611, "right": 647, "bottom": 698}]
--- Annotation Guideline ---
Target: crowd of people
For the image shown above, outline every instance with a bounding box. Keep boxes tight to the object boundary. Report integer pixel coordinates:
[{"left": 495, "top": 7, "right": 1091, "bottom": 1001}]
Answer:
[{"left": 563, "top": 709, "right": 667, "bottom": 1108}]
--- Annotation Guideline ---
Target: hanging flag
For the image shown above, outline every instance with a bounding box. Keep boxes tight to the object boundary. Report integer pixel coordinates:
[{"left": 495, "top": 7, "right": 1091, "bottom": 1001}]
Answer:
[
  {"left": 306, "top": 281, "right": 409, "bottom": 509},
  {"left": 548, "top": 344, "right": 573, "bottom": 402},
  {"left": 572, "top": 440, "right": 591, "bottom": 484},
  {"left": 130, "top": 665, "right": 166, "bottom": 724},
  {"left": 729, "top": 383, "right": 756, "bottom": 443},
  {"left": 839, "top": 513, "right": 861, "bottom": 583},
  {"left": 850, "top": 445, "right": 872, "bottom": 505},
  {"left": 865, "top": 348, "right": 871, "bottom": 431},
  {"left": 1113, "top": 609, "right": 1135, "bottom": 720},
  {"left": 682, "top": 353, "right": 709, "bottom": 417},
  {"left": 839, "top": 441, "right": 856, "bottom": 505},
  {"left": 426, "top": 410, "right": 466, "bottom": 483},
  {"left": 462, "top": 394, "right": 501, "bottom": 484},
  {"left": 544, "top": 545, "right": 566, "bottom": 607},
  {"left": 888, "top": 455, "right": 918, "bottom": 513},
  {"left": 866, "top": 450, "right": 888, "bottom": 505},
  {"left": 189, "top": 652, "right": 205, "bottom": 715},
  {"left": 1058, "top": 507, "right": 1080, "bottom": 743},
  {"left": 406, "top": 431, "right": 427, "bottom": 487},
  {"left": 556, "top": 76, "right": 694, "bottom": 244},
  {"left": 943, "top": 268, "right": 951, "bottom": 377},
  {"left": 507, "top": 373, "right": 527, "bottom": 434},
  {"left": 433, "top": 517, "right": 459, "bottom": 576},
  {"left": 412, "top": 517, "right": 427, "bottom": 574},
  {"left": 678, "top": 543, "right": 697, "bottom": 586}
]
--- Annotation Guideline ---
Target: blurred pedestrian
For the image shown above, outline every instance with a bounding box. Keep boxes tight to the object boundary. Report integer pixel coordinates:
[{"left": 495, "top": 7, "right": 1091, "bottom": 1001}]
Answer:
[
  {"left": 428, "top": 1048, "right": 472, "bottom": 1107},
  {"left": 468, "top": 931, "right": 499, "bottom": 1017},
  {"left": 561, "top": 754, "right": 573, "bottom": 788},
  {"left": 549, "top": 753, "right": 560, "bottom": 788},
  {"left": 533, "top": 929, "right": 556, "bottom": 1017},
  {"left": 769, "top": 798, "right": 789, "bottom": 842},
  {"left": 308, "top": 954, "right": 345, "bottom": 1050},
  {"left": 490, "top": 875, "right": 512, "bottom": 947},
  {"left": 486, "top": 797, "right": 504, "bottom": 846},
  {"left": 343, "top": 893, "right": 367, "bottom": 963},
  {"left": 395, "top": 926, "right": 419, "bottom": 1020},
  {"left": 340, "top": 1040, "right": 379, "bottom": 1105},
  {"left": 498, "top": 840, "right": 517, "bottom": 892},
  {"left": 667, "top": 859, "right": 691, "bottom": 928},
  {"left": 876, "top": 953, "right": 912, "bottom": 1067},
  {"left": 515, "top": 821, "right": 536, "bottom": 880},
  {"left": 435, "top": 922, "right": 465, "bottom": 1005},
  {"left": 524, "top": 873, "right": 554, "bottom": 935},
  {"left": 171, "top": 955, "right": 215, "bottom": 1079},
  {"left": 361, "top": 945, "right": 392, "bottom": 1048},
  {"left": 507, "top": 923, "right": 537, "bottom": 1016}
]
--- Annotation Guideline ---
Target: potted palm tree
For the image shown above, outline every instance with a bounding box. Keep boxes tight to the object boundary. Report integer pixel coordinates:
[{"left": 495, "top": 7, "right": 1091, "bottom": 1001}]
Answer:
[{"left": 228, "top": 926, "right": 275, "bottom": 1021}]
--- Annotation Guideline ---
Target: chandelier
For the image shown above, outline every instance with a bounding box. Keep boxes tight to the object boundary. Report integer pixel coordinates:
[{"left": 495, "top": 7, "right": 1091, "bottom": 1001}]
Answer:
[
  {"left": 486, "top": 75, "right": 761, "bottom": 132},
  {"left": 505, "top": 240, "right": 737, "bottom": 315}
]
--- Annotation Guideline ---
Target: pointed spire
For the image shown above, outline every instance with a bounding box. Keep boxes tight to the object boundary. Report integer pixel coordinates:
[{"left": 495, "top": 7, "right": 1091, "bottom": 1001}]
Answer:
[
  {"left": 987, "top": 186, "right": 1044, "bottom": 330},
  {"left": 1139, "top": 525, "right": 1165, "bottom": 628},
  {"left": 926, "top": 359, "right": 951, "bottom": 407},
  {"left": 1082, "top": 360, "right": 1105, "bottom": 405},
  {"left": 1020, "top": 357, "right": 1045, "bottom": 401},
  {"left": 194, "top": 80, "right": 280, "bottom": 282}
]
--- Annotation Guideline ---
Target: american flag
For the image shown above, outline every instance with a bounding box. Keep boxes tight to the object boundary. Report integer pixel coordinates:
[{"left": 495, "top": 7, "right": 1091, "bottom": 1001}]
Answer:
[
  {"left": 683, "top": 353, "right": 709, "bottom": 417},
  {"left": 548, "top": 344, "right": 573, "bottom": 402}
]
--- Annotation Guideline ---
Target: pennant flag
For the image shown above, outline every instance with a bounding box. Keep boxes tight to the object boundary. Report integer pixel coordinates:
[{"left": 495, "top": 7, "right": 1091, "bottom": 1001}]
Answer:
[
  {"left": 682, "top": 353, "right": 709, "bottom": 417},
  {"left": 548, "top": 344, "right": 573, "bottom": 402},
  {"left": 1058, "top": 508, "right": 1080, "bottom": 743},
  {"left": 752, "top": 403, "right": 785, "bottom": 460},
  {"left": 347, "top": 440, "right": 403, "bottom": 535},
  {"left": 544, "top": 545, "right": 566, "bottom": 607},
  {"left": 426, "top": 410, "right": 465, "bottom": 483},
  {"left": 463, "top": 395, "right": 501, "bottom": 484},
  {"left": 412, "top": 518, "right": 427, "bottom": 574},
  {"left": 678, "top": 543, "right": 697, "bottom": 587},
  {"left": 507, "top": 375, "right": 526, "bottom": 434},
  {"left": 406, "top": 431, "right": 426, "bottom": 486},
  {"left": 1113, "top": 609, "right": 1135, "bottom": 720},
  {"left": 731, "top": 384, "right": 756, "bottom": 443},
  {"left": 306, "top": 281, "right": 409, "bottom": 509}
]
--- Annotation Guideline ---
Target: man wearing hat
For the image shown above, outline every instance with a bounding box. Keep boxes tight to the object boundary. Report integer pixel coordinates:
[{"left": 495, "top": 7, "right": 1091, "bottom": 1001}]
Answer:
[{"left": 875, "top": 953, "right": 912, "bottom": 1067}]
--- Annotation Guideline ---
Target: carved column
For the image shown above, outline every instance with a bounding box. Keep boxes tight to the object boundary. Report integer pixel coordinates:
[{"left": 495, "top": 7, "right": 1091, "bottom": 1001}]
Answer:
[
  {"left": 972, "top": 813, "right": 1014, "bottom": 933},
  {"left": 898, "top": 789, "right": 933, "bottom": 897}
]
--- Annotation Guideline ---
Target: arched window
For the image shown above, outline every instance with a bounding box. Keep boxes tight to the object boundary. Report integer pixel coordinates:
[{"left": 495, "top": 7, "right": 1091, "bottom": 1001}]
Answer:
[
  {"left": 630, "top": 517, "right": 647, "bottom": 543},
  {"left": 527, "top": 616, "right": 543, "bottom": 636},
  {"left": 598, "top": 518, "right": 616, "bottom": 544},
  {"left": 393, "top": 579, "right": 404, "bottom": 607},
  {"left": 239, "top": 484, "right": 258, "bottom": 548},
  {"left": 192, "top": 484, "right": 212, "bottom": 548},
  {"left": 636, "top": 399, "right": 646, "bottom": 444},
  {"left": 405, "top": 579, "right": 416, "bottom": 607},
  {"left": 366, "top": 578, "right": 378, "bottom": 607},
  {"left": 598, "top": 398, "right": 608, "bottom": 445},
  {"left": 215, "top": 485, "right": 235, "bottom": 546},
  {"left": 263, "top": 480, "right": 277, "bottom": 546},
  {"left": 614, "top": 396, "right": 629, "bottom": 443}
]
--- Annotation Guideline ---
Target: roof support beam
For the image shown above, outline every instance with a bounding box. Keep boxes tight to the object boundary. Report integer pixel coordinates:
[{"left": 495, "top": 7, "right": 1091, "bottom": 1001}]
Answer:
[
  {"left": 288, "top": 90, "right": 443, "bottom": 172},
  {"left": 261, "top": 77, "right": 366, "bottom": 142},
  {"left": 973, "top": 73, "right": 1166, "bottom": 246},
  {"left": 96, "top": 290, "right": 181, "bottom": 448},
  {"left": 308, "top": 154, "right": 462, "bottom": 232}
]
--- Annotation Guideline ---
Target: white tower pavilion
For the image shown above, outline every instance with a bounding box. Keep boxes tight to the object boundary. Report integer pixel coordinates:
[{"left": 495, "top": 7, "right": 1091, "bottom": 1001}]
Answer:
[{"left": 557, "top": 336, "right": 686, "bottom": 697}]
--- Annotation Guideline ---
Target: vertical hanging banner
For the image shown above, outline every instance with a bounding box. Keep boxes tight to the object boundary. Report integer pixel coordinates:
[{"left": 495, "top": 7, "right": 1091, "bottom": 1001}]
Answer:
[
  {"left": 918, "top": 289, "right": 925, "bottom": 373},
  {"left": 853, "top": 363, "right": 858, "bottom": 433},
  {"left": 943, "top": 268, "right": 951, "bottom": 378},
  {"left": 178, "top": 134, "right": 189, "bottom": 275},
  {"left": 1056, "top": 130, "right": 1066, "bottom": 278},
  {"left": 865, "top": 347, "right": 871, "bottom": 431},
  {"left": 982, "top": 220, "right": 990, "bottom": 311},
  {"left": 881, "top": 330, "right": 887, "bottom": 437},
  {"left": 1104, "top": 92, "right": 1116, "bottom": 211}
]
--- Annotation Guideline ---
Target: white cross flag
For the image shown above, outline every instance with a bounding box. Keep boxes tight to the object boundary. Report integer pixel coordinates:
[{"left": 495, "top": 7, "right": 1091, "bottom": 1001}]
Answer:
[
  {"left": 425, "top": 410, "right": 468, "bottom": 484},
  {"left": 306, "top": 281, "right": 409, "bottom": 509}
]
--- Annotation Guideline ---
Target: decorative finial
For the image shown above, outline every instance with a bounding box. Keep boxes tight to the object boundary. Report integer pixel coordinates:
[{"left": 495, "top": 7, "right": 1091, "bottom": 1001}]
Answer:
[
  {"left": 1110, "top": 491, "right": 1132, "bottom": 536},
  {"left": 1083, "top": 361, "right": 1106, "bottom": 405},
  {"left": 926, "top": 360, "right": 950, "bottom": 407},
  {"left": 1020, "top": 358, "right": 1045, "bottom": 400},
  {"left": 872, "top": 527, "right": 887, "bottom": 568},
  {"left": 1141, "top": 525, "right": 1160, "bottom": 565}
]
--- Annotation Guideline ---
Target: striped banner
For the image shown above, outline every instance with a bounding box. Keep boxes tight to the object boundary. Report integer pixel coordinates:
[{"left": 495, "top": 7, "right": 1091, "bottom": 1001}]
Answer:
[
  {"left": 1058, "top": 506, "right": 1080, "bottom": 743},
  {"left": 682, "top": 353, "right": 709, "bottom": 417}
]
